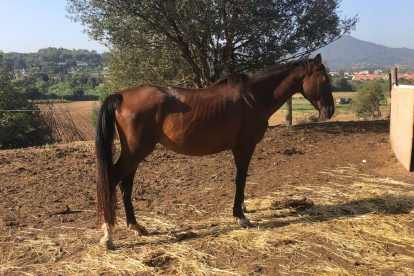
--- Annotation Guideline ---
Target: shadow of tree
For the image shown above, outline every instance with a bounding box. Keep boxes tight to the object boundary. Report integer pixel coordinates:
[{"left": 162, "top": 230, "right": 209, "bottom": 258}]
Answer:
[
  {"left": 121, "top": 194, "right": 414, "bottom": 249},
  {"left": 269, "top": 119, "right": 390, "bottom": 135},
  {"left": 259, "top": 194, "right": 414, "bottom": 228}
]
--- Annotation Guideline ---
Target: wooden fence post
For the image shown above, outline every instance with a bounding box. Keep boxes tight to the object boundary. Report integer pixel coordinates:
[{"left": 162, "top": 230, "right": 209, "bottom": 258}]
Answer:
[
  {"left": 286, "top": 97, "right": 292, "bottom": 126},
  {"left": 391, "top": 67, "right": 398, "bottom": 87}
]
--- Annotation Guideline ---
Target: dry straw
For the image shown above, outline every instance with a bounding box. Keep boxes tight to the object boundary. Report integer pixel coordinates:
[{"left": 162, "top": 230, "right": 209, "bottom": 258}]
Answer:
[{"left": 1, "top": 166, "right": 414, "bottom": 275}]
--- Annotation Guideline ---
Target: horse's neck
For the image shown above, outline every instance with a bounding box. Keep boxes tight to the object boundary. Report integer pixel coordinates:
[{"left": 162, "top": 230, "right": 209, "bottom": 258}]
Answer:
[{"left": 250, "top": 67, "right": 305, "bottom": 118}]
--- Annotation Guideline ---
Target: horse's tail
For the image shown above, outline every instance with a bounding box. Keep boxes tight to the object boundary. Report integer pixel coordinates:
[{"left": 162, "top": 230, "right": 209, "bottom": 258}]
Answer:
[{"left": 95, "top": 93, "right": 123, "bottom": 225}]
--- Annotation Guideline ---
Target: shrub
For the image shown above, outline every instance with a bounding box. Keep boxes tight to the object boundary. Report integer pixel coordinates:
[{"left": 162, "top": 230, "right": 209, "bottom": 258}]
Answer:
[
  {"left": 0, "top": 54, "right": 53, "bottom": 148},
  {"left": 72, "top": 87, "right": 84, "bottom": 99},
  {"left": 89, "top": 106, "right": 99, "bottom": 128},
  {"left": 352, "top": 79, "right": 387, "bottom": 118},
  {"left": 296, "top": 114, "right": 321, "bottom": 125}
]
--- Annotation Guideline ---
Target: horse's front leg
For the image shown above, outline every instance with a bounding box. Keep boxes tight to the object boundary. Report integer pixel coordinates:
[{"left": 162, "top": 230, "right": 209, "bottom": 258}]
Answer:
[
  {"left": 119, "top": 168, "right": 149, "bottom": 235},
  {"left": 232, "top": 145, "right": 256, "bottom": 228}
]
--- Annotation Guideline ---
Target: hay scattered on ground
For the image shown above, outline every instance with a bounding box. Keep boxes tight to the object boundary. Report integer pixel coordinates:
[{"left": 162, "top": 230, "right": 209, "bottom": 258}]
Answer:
[{"left": 1, "top": 166, "right": 414, "bottom": 275}]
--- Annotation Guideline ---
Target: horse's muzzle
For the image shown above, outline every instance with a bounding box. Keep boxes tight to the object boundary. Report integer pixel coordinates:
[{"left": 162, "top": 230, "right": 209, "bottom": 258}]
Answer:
[{"left": 320, "top": 105, "right": 335, "bottom": 120}]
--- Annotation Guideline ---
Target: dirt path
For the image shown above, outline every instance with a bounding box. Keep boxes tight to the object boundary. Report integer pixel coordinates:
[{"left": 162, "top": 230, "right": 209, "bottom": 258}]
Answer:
[{"left": 1, "top": 120, "right": 413, "bottom": 275}]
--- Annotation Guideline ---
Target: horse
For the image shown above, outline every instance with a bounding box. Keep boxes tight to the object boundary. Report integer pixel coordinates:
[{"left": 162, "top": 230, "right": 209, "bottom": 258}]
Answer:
[{"left": 95, "top": 54, "right": 334, "bottom": 249}]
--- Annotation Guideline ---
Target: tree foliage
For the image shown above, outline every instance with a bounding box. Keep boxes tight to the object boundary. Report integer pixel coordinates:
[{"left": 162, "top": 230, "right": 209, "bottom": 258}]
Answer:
[
  {"left": 67, "top": 0, "right": 358, "bottom": 88},
  {"left": 3, "top": 47, "right": 107, "bottom": 70},
  {"left": 352, "top": 79, "right": 388, "bottom": 118},
  {"left": 331, "top": 77, "right": 353, "bottom": 91},
  {"left": 0, "top": 54, "right": 53, "bottom": 148},
  {"left": 107, "top": 47, "right": 193, "bottom": 92}
]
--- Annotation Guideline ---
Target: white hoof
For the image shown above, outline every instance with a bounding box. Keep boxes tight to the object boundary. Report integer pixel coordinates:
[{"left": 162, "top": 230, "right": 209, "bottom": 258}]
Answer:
[
  {"left": 100, "top": 236, "right": 114, "bottom": 250},
  {"left": 238, "top": 217, "right": 255, "bottom": 228}
]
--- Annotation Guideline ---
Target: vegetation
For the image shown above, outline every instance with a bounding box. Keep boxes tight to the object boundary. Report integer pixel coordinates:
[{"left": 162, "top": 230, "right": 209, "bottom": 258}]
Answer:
[
  {"left": 352, "top": 78, "right": 388, "bottom": 118},
  {"left": 67, "top": 0, "right": 358, "bottom": 89},
  {"left": 3, "top": 47, "right": 107, "bottom": 101},
  {"left": 3, "top": 48, "right": 108, "bottom": 72},
  {"left": 0, "top": 54, "right": 53, "bottom": 149},
  {"left": 331, "top": 77, "right": 353, "bottom": 92},
  {"left": 399, "top": 78, "right": 414, "bottom": 85}
]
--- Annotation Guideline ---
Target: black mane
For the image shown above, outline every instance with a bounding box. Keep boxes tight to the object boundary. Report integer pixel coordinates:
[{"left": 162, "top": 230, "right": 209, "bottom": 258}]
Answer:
[
  {"left": 261, "top": 58, "right": 312, "bottom": 74},
  {"left": 214, "top": 73, "right": 249, "bottom": 88}
]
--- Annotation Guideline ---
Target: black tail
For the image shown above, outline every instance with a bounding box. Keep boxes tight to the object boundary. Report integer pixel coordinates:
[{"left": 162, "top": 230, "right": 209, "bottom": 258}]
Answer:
[{"left": 95, "top": 93, "right": 123, "bottom": 225}]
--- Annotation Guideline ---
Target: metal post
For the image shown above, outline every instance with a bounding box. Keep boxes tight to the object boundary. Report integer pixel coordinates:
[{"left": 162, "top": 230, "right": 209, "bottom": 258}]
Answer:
[{"left": 286, "top": 97, "right": 292, "bottom": 126}]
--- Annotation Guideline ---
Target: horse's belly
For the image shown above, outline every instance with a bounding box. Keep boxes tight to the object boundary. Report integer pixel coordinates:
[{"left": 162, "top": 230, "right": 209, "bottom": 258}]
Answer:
[{"left": 160, "top": 118, "right": 239, "bottom": 156}]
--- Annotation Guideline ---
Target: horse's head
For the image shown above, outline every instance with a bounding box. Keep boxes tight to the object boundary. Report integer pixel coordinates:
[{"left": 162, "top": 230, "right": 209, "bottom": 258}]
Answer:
[{"left": 301, "top": 54, "right": 334, "bottom": 120}]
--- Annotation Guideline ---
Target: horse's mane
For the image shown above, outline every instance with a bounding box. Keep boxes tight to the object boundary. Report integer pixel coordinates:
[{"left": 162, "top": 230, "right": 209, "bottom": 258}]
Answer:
[
  {"left": 261, "top": 58, "right": 313, "bottom": 74},
  {"left": 212, "top": 58, "right": 312, "bottom": 88},
  {"left": 213, "top": 73, "right": 249, "bottom": 88}
]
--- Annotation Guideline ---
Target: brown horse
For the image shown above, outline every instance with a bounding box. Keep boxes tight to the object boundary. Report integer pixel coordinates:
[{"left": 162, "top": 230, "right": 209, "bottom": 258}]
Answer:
[{"left": 96, "top": 54, "right": 334, "bottom": 249}]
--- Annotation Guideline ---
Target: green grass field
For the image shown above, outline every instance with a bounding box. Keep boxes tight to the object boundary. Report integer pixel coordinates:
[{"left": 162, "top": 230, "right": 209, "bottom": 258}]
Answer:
[{"left": 283, "top": 92, "right": 356, "bottom": 114}]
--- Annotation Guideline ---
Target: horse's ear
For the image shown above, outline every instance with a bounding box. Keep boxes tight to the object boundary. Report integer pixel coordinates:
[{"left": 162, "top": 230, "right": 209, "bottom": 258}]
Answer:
[{"left": 314, "top": 54, "right": 322, "bottom": 66}]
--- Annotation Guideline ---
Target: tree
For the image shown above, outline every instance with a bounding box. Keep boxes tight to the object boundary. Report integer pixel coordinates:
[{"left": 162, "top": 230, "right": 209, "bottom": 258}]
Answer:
[
  {"left": 72, "top": 87, "right": 84, "bottom": 99},
  {"left": 103, "top": 46, "right": 193, "bottom": 94},
  {"left": 0, "top": 54, "right": 52, "bottom": 148},
  {"left": 67, "top": 0, "right": 358, "bottom": 88},
  {"left": 87, "top": 76, "right": 97, "bottom": 89},
  {"left": 31, "top": 72, "right": 49, "bottom": 82},
  {"left": 14, "top": 58, "right": 26, "bottom": 69},
  {"left": 332, "top": 77, "right": 352, "bottom": 91},
  {"left": 399, "top": 78, "right": 414, "bottom": 85},
  {"left": 352, "top": 79, "right": 387, "bottom": 118}
]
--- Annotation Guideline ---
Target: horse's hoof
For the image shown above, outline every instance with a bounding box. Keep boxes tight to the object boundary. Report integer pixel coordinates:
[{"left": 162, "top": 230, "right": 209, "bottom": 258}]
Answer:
[
  {"left": 238, "top": 218, "right": 255, "bottom": 228},
  {"left": 129, "top": 223, "right": 149, "bottom": 236},
  {"left": 100, "top": 237, "right": 114, "bottom": 250}
]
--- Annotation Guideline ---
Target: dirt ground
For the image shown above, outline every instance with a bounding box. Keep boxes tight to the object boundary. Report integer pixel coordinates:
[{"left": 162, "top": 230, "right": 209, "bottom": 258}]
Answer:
[
  {"left": 38, "top": 101, "right": 98, "bottom": 142},
  {"left": 1, "top": 120, "right": 414, "bottom": 275}
]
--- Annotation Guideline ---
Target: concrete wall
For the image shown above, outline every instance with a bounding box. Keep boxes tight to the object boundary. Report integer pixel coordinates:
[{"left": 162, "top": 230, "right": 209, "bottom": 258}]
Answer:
[{"left": 390, "top": 86, "right": 414, "bottom": 171}]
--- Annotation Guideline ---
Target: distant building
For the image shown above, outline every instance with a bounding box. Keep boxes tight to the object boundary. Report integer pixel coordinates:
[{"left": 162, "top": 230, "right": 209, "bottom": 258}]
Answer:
[
  {"left": 336, "top": 98, "right": 352, "bottom": 105},
  {"left": 76, "top": 61, "right": 89, "bottom": 67},
  {"left": 398, "top": 73, "right": 414, "bottom": 80},
  {"left": 352, "top": 73, "right": 389, "bottom": 81},
  {"left": 13, "top": 68, "right": 29, "bottom": 78},
  {"left": 21, "top": 68, "right": 28, "bottom": 76}
]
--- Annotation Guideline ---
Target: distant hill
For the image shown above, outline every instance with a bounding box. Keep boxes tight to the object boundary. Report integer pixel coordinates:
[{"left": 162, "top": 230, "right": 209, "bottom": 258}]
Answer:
[{"left": 315, "top": 35, "right": 414, "bottom": 71}]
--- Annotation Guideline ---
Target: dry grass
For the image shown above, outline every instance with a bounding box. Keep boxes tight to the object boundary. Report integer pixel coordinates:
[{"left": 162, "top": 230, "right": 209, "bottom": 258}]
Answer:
[{"left": 1, "top": 166, "right": 414, "bottom": 275}]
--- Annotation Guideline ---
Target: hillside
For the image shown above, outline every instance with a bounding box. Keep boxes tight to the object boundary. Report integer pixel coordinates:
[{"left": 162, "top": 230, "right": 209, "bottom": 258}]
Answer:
[
  {"left": 316, "top": 35, "right": 414, "bottom": 71},
  {"left": 2, "top": 47, "right": 108, "bottom": 71}
]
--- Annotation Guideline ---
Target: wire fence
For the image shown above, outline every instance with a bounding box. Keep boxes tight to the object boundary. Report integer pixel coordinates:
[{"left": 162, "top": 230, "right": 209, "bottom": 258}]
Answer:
[
  {"left": 0, "top": 110, "right": 94, "bottom": 112},
  {"left": 0, "top": 102, "right": 98, "bottom": 143}
]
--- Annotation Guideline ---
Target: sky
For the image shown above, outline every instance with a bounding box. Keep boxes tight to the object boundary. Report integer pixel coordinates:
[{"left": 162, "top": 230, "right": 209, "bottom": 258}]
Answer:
[{"left": 1, "top": 0, "right": 414, "bottom": 54}]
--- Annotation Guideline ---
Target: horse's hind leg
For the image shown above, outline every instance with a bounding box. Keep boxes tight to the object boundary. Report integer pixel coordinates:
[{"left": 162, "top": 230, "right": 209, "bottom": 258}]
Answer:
[
  {"left": 119, "top": 168, "right": 149, "bottom": 235},
  {"left": 100, "top": 145, "right": 155, "bottom": 249},
  {"left": 100, "top": 154, "right": 139, "bottom": 249}
]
